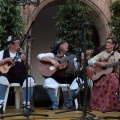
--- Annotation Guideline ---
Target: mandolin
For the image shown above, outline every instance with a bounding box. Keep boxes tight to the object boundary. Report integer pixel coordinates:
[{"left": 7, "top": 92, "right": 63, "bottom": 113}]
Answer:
[
  {"left": 0, "top": 55, "right": 20, "bottom": 74},
  {"left": 0, "top": 63, "right": 15, "bottom": 73}
]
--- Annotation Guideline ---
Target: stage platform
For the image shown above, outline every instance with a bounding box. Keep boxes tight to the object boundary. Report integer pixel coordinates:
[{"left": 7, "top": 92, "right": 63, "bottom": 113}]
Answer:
[{"left": 0, "top": 106, "right": 120, "bottom": 120}]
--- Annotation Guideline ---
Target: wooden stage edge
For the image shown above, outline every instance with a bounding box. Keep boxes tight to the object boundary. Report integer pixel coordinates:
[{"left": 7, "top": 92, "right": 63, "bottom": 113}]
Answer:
[{"left": 0, "top": 106, "right": 120, "bottom": 120}]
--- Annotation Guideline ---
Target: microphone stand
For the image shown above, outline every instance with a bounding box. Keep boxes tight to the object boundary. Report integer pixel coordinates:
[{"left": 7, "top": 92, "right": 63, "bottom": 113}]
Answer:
[
  {"left": 72, "top": 48, "right": 84, "bottom": 110},
  {"left": 55, "top": 49, "right": 85, "bottom": 115},
  {"left": 80, "top": 19, "right": 98, "bottom": 120},
  {"left": 55, "top": 20, "right": 93, "bottom": 116},
  {"left": 54, "top": 18, "right": 100, "bottom": 120},
  {"left": 0, "top": 21, "right": 48, "bottom": 120}
]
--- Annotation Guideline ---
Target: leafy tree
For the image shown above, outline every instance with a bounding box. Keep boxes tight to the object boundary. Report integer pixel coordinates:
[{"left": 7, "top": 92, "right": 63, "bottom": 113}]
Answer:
[
  {"left": 0, "top": 0, "right": 24, "bottom": 50},
  {"left": 53, "top": 0, "right": 94, "bottom": 53},
  {"left": 110, "top": 0, "right": 120, "bottom": 43}
]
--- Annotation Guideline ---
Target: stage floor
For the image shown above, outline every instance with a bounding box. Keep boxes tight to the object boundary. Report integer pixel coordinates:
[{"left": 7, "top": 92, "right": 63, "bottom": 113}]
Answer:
[{"left": 0, "top": 106, "right": 120, "bottom": 120}]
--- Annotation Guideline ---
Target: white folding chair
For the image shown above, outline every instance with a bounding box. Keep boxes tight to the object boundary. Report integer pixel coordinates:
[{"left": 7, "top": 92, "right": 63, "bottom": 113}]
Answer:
[
  {"left": 55, "top": 84, "right": 78, "bottom": 109},
  {"left": 3, "top": 83, "right": 21, "bottom": 113}
]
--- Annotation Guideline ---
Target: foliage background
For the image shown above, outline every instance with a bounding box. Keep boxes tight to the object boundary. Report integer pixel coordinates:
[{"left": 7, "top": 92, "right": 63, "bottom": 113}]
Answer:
[
  {"left": 53, "top": 0, "right": 94, "bottom": 54},
  {"left": 0, "top": 0, "right": 119, "bottom": 51},
  {"left": 110, "top": 0, "right": 120, "bottom": 45},
  {"left": 0, "top": 0, "right": 24, "bottom": 50}
]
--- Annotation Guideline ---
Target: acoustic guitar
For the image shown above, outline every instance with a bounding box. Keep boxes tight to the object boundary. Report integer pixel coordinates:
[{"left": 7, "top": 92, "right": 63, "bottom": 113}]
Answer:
[
  {"left": 87, "top": 61, "right": 120, "bottom": 81},
  {"left": 39, "top": 54, "right": 76, "bottom": 77}
]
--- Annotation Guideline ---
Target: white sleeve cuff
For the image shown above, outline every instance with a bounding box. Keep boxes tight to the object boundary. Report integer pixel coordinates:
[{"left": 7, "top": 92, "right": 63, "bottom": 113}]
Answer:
[
  {"left": 93, "top": 61, "right": 96, "bottom": 67},
  {"left": 37, "top": 53, "right": 54, "bottom": 60},
  {"left": 0, "top": 51, "right": 4, "bottom": 60}
]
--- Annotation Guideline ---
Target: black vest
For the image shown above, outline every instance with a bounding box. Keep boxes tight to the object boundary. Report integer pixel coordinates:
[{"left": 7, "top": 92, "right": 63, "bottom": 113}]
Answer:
[{"left": 3, "top": 49, "right": 10, "bottom": 59}]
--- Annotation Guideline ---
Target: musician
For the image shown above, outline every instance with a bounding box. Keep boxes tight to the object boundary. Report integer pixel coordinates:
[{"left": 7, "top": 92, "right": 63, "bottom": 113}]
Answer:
[
  {"left": 37, "top": 38, "right": 83, "bottom": 110},
  {"left": 0, "top": 36, "right": 36, "bottom": 114},
  {"left": 88, "top": 37, "right": 120, "bottom": 111}
]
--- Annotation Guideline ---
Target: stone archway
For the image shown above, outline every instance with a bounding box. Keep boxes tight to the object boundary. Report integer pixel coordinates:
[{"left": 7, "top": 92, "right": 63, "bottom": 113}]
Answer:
[
  {"left": 24, "top": 0, "right": 111, "bottom": 46},
  {"left": 23, "top": 0, "right": 112, "bottom": 84},
  {"left": 80, "top": 0, "right": 111, "bottom": 45}
]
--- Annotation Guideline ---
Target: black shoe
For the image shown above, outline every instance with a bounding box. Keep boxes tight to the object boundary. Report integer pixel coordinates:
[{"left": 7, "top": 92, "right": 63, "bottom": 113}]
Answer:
[
  {"left": 65, "top": 100, "right": 73, "bottom": 109},
  {"left": 46, "top": 105, "right": 59, "bottom": 111},
  {"left": 0, "top": 104, "right": 3, "bottom": 114},
  {"left": 65, "top": 104, "right": 72, "bottom": 109},
  {"left": 46, "top": 106, "right": 54, "bottom": 111}
]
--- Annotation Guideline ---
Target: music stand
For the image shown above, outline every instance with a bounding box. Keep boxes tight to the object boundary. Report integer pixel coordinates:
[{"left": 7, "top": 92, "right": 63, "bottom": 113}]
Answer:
[{"left": 75, "top": 19, "right": 99, "bottom": 120}]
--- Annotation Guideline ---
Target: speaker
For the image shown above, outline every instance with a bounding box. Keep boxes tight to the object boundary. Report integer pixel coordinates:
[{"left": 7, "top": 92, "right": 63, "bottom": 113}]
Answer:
[{"left": 33, "top": 85, "right": 64, "bottom": 107}]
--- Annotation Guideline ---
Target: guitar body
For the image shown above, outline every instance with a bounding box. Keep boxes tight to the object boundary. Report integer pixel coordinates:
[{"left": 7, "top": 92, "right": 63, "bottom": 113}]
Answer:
[
  {"left": 39, "top": 57, "right": 67, "bottom": 77},
  {"left": 0, "top": 63, "right": 12, "bottom": 73},
  {"left": 87, "top": 65, "right": 113, "bottom": 81}
]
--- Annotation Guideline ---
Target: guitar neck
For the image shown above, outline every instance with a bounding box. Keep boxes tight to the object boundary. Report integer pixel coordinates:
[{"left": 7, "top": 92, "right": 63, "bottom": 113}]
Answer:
[
  {"left": 59, "top": 55, "right": 76, "bottom": 64},
  {"left": 107, "top": 61, "right": 120, "bottom": 69}
]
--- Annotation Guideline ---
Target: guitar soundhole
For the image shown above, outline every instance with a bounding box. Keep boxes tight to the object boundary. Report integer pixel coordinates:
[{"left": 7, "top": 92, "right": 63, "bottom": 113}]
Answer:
[
  {"left": 8, "top": 62, "right": 12, "bottom": 66},
  {"left": 94, "top": 71, "right": 96, "bottom": 75},
  {"left": 8, "top": 62, "right": 14, "bottom": 67},
  {"left": 102, "top": 66, "right": 106, "bottom": 70}
]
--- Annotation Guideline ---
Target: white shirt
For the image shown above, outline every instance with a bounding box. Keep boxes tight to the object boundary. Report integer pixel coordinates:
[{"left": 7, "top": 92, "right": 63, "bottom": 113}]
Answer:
[{"left": 0, "top": 50, "right": 21, "bottom": 61}]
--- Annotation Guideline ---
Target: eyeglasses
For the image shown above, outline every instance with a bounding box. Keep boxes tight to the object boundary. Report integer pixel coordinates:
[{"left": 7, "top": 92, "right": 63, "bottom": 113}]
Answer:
[{"left": 105, "top": 41, "right": 112, "bottom": 44}]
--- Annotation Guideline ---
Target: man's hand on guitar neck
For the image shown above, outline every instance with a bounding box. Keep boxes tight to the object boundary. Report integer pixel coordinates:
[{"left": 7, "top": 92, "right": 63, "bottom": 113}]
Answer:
[{"left": 0, "top": 57, "right": 14, "bottom": 66}]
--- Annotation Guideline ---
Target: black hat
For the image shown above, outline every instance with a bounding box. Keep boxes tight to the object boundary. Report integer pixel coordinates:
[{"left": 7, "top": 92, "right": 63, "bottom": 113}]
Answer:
[{"left": 7, "top": 35, "right": 19, "bottom": 44}]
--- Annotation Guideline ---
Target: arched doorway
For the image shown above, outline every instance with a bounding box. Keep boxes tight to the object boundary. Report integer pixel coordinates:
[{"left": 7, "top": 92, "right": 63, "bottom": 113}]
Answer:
[{"left": 23, "top": 0, "right": 111, "bottom": 84}]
